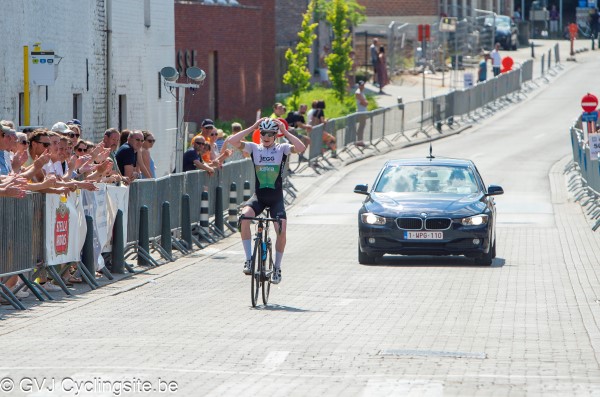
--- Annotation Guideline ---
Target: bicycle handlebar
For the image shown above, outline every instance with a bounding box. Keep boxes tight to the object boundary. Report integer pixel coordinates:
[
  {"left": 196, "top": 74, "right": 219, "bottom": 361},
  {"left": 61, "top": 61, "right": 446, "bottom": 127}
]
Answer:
[{"left": 239, "top": 215, "right": 282, "bottom": 234}]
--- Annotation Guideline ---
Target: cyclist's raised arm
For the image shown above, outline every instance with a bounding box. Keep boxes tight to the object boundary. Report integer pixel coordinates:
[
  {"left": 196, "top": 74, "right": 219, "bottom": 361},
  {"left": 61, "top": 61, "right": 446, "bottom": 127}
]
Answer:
[
  {"left": 228, "top": 118, "right": 263, "bottom": 150},
  {"left": 277, "top": 119, "right": 306, "bottom": 154}
]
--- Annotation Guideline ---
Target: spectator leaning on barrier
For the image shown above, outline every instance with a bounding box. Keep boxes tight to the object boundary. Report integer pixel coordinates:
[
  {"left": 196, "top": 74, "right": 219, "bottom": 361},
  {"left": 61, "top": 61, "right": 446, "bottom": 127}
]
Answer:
[
  {"left": 139, "top": 131, "right": 156, "bottom": 178},
  {"left": 12, "top": 132, "right": 29, "bottom": 173},
  {"left": 182, "top": 136, "right": 215, "bottom": 175},
  {"left": 101, "top": 128, "right": 122, "bottom": 175},
  {"left": 65, "top": 123, "right": 81, "bottom": 150},
  {"left": 0, "top": 125, "right": 16, "bottom": 175},
  {"left": 269, "top": 103, "right": 286, "bottom": 119},
  {"left": 115, "top": 130, "right": 143, "bottom": 180},
  {"left": 285, "top": 104, "right": 312, "bottom": 148},
  {"left": 119, "top": 129, "right": 130, "bottom": 148},
  {"left": 192, "top": 119, "right": 218, "bottom": 163},
  {"left": 215, "top": 129, "right": 225, "bottom": 152},
  {"left": 221, "top": 122, "right": 247, "bottom": 158},
  {"left": 42, "top": 131, "right": 65, "bottom": 177}
]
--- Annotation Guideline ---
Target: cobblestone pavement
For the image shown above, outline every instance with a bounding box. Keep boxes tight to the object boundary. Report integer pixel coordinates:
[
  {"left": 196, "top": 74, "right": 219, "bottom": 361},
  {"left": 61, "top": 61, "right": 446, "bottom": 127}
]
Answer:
[{"left": 1, "top": 40, "right": 600, "bottom": 397}]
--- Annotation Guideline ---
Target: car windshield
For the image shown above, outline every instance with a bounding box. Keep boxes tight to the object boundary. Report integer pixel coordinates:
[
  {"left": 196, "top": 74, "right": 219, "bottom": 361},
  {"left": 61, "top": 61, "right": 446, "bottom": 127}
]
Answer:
[
  {"left": 374, "top": 165, "right": 479, "bottom": 194},
  {"left": 485, "top": 16, "right": 511, "bottom": 28}
]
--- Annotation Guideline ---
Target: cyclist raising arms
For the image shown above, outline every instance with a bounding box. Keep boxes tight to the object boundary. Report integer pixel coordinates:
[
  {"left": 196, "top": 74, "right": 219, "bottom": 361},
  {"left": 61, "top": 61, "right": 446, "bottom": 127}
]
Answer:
[{"left": 228, "top": 118, "right": 306, "bottom": 284}]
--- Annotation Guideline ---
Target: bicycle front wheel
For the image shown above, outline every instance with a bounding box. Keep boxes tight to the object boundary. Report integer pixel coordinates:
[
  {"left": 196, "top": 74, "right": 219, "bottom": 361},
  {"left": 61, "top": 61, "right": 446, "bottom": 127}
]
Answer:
[
  {"left": 262, "top": 238, "right": 273, "bottom": 305},
  {"left": 250, "top": 239, "right": 261, "bottom": 307}
]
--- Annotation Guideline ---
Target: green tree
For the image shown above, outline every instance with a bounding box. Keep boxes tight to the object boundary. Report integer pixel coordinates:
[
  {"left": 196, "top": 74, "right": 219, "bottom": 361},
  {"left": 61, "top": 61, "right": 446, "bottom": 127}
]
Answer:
[
  {"left": 282, "top": 0, "right": 318, "bottom": 110},
  {"left": 315, "top": 0, "right": 366, "bottom": 27},
  {"left": 324, "top": 0, "right": 354, "bottom": 101}
]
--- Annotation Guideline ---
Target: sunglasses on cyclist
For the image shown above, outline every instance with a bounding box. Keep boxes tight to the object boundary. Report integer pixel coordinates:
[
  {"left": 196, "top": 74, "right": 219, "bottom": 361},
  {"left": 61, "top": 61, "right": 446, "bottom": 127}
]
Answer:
[
  {"left": 68, "top": 133, "right": 80, "bottom": 138},
  {"left": 260, "top": 131, "right": 276, "bottom": 138},
  {"left": 76, "top": 147, "right": 87, "bottom": 153},
  {"left": 35, "top": 141, "right": 51, "bottom": 148},
  {"left": 146, "top": 139, "right": 156, "bottom": 143}
]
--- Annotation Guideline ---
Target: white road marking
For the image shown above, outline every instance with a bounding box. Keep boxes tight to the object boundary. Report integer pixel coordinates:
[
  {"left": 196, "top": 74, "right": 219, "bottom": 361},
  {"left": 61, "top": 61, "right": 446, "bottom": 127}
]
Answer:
[{"left": 262, "top": 351, "right": 289, "bottom": 371}]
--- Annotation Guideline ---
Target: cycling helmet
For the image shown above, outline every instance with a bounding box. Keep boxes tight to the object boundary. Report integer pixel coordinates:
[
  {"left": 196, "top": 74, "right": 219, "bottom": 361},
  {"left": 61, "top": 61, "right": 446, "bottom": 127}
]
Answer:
[{"left": 259, "top": 119, "right": 279, "bottom": 133}]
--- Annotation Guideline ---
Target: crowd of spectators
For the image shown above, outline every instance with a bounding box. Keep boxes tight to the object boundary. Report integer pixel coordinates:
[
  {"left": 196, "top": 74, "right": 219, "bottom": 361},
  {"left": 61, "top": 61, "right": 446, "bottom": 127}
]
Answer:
[{"left": 0, "top": 118, "right": 163, "bottom": 301}]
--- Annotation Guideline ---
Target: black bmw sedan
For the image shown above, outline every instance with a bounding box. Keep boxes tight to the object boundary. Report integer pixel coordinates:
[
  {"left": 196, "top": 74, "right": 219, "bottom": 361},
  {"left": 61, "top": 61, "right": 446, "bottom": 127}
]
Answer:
[{"left": 354, "top": 158, "right": 504, "bottom": 265}]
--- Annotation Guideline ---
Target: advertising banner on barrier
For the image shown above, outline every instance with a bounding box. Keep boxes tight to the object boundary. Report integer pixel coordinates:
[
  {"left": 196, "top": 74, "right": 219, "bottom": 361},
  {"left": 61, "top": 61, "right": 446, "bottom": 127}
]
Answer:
[
  {"left": 81, "top": 184, "right": 130, "bottom": 270},
  {"left": 82, "top": 185, "right": 108, "bottom": 270},
  {"left": 45, "top": 193, "right": 87, "bottom": 266}
]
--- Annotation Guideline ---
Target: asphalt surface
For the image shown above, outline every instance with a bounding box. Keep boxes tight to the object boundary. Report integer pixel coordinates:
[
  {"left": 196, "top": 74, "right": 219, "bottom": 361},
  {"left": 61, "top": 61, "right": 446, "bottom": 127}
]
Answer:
[{"left": 1, "top": 38, "right": 600, "bottom": 396}]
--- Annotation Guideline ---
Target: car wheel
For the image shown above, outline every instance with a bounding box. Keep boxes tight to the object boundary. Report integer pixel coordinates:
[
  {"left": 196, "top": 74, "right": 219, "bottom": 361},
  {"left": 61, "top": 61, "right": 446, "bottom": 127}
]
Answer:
[
  {"left": 474, "top": 242, "right": 493, "bottom": 266},
  {"left": 491, "top": 239, "right": 497, "bottom": 258},
  {"left": 358, "top": 242, "right": 376, "bottom": 265}
]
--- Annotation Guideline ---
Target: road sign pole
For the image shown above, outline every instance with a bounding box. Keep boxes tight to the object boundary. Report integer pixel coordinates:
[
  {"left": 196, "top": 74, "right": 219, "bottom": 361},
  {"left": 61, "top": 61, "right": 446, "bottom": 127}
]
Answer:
[{"left": 442, "top": 31, "right": 445, "bottom": 88}]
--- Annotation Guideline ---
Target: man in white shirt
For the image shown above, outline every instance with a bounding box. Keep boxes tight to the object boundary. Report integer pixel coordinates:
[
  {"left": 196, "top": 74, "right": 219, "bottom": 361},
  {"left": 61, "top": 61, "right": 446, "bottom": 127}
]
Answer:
[{"left": 491, "top": 43, "right": 501, "bottom": 77}]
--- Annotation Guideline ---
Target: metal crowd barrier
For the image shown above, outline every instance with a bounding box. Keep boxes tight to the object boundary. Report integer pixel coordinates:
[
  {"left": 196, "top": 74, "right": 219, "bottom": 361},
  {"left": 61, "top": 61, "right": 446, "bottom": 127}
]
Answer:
[
  {"left": 126, "top": 158, "right": 254, "bottom": 243},
  {"left": 567, "top": 116, "right": 600, "bottom": 231},
  {"left": 0, "top": 195, "right": 36, "bottom": 276}
]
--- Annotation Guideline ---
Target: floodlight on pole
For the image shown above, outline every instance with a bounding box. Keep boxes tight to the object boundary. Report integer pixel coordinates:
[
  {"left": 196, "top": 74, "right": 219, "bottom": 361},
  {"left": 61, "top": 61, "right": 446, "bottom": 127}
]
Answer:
[
  {"left": 185, "top": 66, "right": 206, "bottom": 83},
  {"left": 160, "top": 66, "right": 206, "bottom": 173},
  {"left": 160, "top": 66, "right": 179, "bottom": 82}
]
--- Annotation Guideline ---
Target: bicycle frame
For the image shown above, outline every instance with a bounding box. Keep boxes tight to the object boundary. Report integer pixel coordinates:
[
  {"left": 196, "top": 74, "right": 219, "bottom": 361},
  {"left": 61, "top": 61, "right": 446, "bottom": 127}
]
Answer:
[{"left": 240, "top": 215, "right": 281, "bottom": 307}]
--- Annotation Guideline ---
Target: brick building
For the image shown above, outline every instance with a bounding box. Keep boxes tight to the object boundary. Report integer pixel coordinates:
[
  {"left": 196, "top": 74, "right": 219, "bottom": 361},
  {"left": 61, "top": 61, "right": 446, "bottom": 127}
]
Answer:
[
  {"left": 175, "top": 0, "right": 276, "bottom": 127},
  {"left": 357, "top": 0, "right": 514, "bottom": 24}
]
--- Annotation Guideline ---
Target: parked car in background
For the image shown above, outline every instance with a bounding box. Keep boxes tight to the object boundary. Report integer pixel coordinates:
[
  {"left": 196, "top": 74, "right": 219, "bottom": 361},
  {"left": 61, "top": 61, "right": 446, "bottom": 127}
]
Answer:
[
  {"left": 354, "top": 157, "right": 504, "bottom": 266},
  {"left": 483, "top": 15, "right": 519, "bottom": 50}
]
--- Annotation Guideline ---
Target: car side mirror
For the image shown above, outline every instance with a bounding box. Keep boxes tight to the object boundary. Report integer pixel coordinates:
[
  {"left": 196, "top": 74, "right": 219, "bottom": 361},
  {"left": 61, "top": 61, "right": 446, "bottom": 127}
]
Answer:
[
  {"left": 486, "top": 185, "right": 504, "bottom": 196},
  {"left": 354, "top": 184, "right": 369, "bottom": 195}
]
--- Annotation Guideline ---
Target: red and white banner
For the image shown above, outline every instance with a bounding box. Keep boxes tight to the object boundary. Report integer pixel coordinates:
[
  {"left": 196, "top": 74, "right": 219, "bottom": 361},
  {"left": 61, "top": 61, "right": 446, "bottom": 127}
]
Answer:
[
  {"left": 45, "top": 185, "right": 130, "bottom": 270},
  {"left": 45, "top": 193, "right": 87, "bottom": 266}
]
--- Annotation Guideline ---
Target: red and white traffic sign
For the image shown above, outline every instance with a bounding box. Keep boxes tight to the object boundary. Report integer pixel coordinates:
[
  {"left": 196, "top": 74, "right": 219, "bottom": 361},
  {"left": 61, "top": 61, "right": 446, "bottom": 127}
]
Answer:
[{"left": 581, "top": 93, "right": 598, "bottom": 113}]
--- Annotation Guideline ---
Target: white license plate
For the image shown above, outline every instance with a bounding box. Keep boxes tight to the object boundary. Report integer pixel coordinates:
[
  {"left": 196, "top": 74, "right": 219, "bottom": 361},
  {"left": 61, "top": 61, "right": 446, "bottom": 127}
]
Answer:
[{"left": 405, "top": 231, "right": 443, "bottom": 240}]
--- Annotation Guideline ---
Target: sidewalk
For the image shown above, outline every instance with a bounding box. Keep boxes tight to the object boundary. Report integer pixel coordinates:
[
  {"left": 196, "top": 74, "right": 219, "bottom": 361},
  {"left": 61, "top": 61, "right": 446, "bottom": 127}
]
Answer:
[{"left": 365, "top": 38, "right": 584, "bottom": 109}]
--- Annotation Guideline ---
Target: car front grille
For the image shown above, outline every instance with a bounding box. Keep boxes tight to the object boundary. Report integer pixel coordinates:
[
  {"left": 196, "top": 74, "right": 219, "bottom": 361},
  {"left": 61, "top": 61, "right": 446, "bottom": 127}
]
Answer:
[
  {"left": 425, "top": 218, "right": 452, "bottom": 230},
  {"left": 396, "top": 217, "right": 452, "bottom": 230},
  {"left": 395, "top": 217, "right": 422, "bottom": 230}
]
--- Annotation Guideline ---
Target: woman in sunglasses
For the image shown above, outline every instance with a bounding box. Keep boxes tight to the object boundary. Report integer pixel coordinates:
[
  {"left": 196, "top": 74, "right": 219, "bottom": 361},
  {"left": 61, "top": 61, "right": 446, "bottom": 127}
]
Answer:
[
  {"left": 74, "top": 140, "right": 88, "bottom": 157},
  {"left": 139, "top": 131, "right": 156, "bottom": 178},
  {"left": 227, "top": 117, "right": 306, "bottom": 285}
]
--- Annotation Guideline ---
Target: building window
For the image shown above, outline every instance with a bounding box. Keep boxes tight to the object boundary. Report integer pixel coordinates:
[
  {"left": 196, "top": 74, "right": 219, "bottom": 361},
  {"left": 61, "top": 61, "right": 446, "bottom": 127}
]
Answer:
[
  {"left": 144, "top": 0, "right": 151, "bottom": 27},
  {"left": 119, "top": 95, "right": 127, "bottom": 131},
  {"left": 73, "top": 94, "right": 82, "bottom": 122}
]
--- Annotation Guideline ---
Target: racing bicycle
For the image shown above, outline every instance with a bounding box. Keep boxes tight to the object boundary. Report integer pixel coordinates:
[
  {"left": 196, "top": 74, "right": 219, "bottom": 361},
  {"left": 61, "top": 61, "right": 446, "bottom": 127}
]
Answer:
[{"left": 240, "top": 215, "right": 281, "bottom": 307}]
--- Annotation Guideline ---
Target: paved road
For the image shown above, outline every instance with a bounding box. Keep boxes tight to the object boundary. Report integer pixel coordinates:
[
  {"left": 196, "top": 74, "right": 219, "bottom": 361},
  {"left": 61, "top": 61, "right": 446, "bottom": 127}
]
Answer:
[{"left": 1, "top": 42, "right": 600, "bottom": 397}]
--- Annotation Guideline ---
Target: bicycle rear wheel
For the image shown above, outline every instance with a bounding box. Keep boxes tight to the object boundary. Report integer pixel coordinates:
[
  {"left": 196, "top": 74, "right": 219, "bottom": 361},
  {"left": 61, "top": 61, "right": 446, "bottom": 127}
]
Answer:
[
  {"left": 250, "top": 240, "right": 261, "bottom": 307},
  {"left": 262, "top": 238, "right": 273, "bottom": 305}
]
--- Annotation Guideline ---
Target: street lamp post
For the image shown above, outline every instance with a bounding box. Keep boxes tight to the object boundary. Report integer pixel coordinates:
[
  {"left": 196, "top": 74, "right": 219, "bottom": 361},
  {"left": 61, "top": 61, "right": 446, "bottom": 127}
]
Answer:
[{"left": 160, "top": 66, "right": 206, "bottom": 174}]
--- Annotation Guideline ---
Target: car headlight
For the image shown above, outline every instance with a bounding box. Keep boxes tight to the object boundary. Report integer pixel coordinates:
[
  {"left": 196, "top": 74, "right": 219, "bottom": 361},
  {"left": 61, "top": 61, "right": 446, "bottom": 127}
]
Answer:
[
  {"left": 460, "top": 214, "right": 489, "bottom": 226},
  {"left": 361, "top": 213, "right": 386, "bottom": 225}
]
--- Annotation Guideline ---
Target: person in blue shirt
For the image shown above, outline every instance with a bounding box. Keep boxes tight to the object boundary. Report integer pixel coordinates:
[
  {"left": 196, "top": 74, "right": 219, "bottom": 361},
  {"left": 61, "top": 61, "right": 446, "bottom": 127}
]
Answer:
[{"left": 478, "top": 52, "right": 490, "bottom": 83}]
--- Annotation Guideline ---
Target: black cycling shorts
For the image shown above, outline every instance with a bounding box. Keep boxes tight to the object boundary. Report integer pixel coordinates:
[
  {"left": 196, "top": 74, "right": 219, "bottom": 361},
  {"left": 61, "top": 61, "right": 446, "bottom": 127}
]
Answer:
[{"left": 243, "top": 193, "right": 286, "bottom": 219}]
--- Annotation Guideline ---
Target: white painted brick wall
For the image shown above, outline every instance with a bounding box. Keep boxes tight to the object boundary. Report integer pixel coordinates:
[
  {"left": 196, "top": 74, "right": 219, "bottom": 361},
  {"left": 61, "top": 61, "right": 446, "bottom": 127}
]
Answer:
[{"left": 0, "top": 0, "right": 177, "bottom": 176}]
